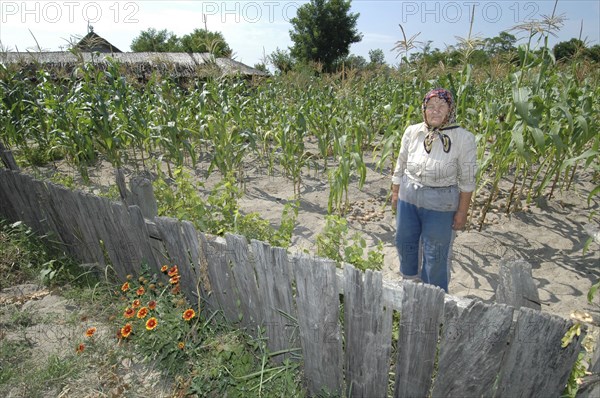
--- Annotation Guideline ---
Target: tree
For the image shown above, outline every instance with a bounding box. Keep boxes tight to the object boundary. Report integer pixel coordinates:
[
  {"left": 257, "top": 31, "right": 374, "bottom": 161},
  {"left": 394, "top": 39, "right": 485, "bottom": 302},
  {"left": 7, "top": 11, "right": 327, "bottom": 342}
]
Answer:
[
  {"left": 130, "top": 28, "right": 232, "bottom": 57},
  {"left": 484, "top": 32, "right": 517, "bottom": 55},
  {"left": 368, "top": 49, "right": 385, "bottom": 66},
  {"left": 343, "top": 54, "right": 367, "bottom": 70},
  {"left": 180, "top": 29, "right": 232, "bottom": 57},
  {"left": 253, "top": 63, "right": 269, "bottom": 73},
  {"left": 269, "top": 48, "right": 295, "bottom": 73},
  {"left": 289, "top": 0, "right": 362, "bottom": 72},
  {"left": 553, "top": 38, "right": 586, "bottom": 60},
  {"left": 585, "top": 44, "right": 600, "bottom": 62},
  {"left": 131, "top": 28, "right": 180, "bottom": 52}
]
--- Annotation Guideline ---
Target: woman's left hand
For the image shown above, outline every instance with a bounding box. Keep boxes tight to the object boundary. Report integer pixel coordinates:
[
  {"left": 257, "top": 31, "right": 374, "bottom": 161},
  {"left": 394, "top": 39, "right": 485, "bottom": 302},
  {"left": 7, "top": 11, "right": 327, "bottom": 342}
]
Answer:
[{"left": 452, "top": 210, "right": 468, "bottom": 230}]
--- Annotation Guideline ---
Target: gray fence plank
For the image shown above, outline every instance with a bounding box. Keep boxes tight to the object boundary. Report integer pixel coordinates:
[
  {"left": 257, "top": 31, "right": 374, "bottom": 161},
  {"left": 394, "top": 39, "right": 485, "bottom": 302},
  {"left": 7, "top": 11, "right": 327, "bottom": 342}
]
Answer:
[
  {"left": 63, "top": 190, "right": 103, "bottom": 265},
  {"left": 144, "top": 218, "right": 170, "bottom": 275},
  {"left": 11, "top": 173, "right": 42, "bottom": 232},
  {"left": 2, "top": 171, "right": 35, "bottom": 223},
  {"left": 45, "top": 182, "right": 87, "bottom": 260},
  {"left": 17, "top": 175, "right": 46, "bottom": 235},
  {"left": 496, "top": 307, "right": 583, "bottom": 397},
  {"left": 578, "top": 342, "right": 600, "bottom": 398},
  {"left": 41, "top": 180, "right": 106, "bottom": 267},
  {"left": 31, "top": 180, "right": 64, "bottom": 245},
  {"left": 94, "top": 198, "right": 141, "bottom": 278},
  {"left": 496, "top": 259, "right": 541, "bottom": 310},
  {"left": 199, "top": 234, "right": 240, "bottom": 322},
  {"left": 192, "top": 231, "right": 217, "bottom": 313},
  {"left": 0, "top": 141, "right": 19, "bottom": 170},
  {"left": 394, "top": 281, "right": 445, "bottom": 398},
  {"left": 125, "top": 205, "right": 159, "bottom": 275},
  {"left": 153, "top": 217, "right": 200, "bottom": 303},
  {"left": 293, "top": 254, "right": 343, "bottom": 396},
  {"left": 431, "top": 300, "right": 514, "bottom": 397},
  {"left": 105, "top": 200, "right": 141, "bottom": 276},
  {"left": 225, "top": 233, "right": 263, "bottom": 332},
  {"left": 251, "top": 240, "right": 299, "bottom": 363},
  {"left": 344, "top": 265, "right": 393, "bottom": 398},
  {"left": 179, "top": 221, "right": 211, "bottom": 305},
  {"left": 0, "top": 172, "right": 16, "bottom": 221},
  {"left": 129, "top": 176, "right": 158, "bottom": 219}
]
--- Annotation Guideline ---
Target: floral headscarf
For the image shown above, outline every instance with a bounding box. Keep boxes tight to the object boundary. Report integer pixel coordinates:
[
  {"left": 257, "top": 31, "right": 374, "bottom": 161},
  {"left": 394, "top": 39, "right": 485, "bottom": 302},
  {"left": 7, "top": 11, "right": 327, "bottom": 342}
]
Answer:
[
  {"left": 422, "top": 88, "right": 458, "bottom": 153},
  {"left": 422, "top": 88, "right": 457, "bottom": 129}
]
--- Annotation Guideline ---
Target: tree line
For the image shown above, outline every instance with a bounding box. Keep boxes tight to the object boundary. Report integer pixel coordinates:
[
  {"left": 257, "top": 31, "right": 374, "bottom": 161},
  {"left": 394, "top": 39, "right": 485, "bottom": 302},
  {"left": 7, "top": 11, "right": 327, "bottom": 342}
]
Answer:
[{"left": 127, "top": 0, "right": 600, "bottom": 73}]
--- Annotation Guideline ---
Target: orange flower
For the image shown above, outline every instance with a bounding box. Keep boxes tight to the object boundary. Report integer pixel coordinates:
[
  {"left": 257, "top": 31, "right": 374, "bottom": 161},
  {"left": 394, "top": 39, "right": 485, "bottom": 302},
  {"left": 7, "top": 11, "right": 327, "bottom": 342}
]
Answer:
[
  {"left": 169, "top": 275, "right": 180, "bottom": 285},
  {"left": 124, "top": 307, "right": 135, "bottom": 319},
  {"left": 178, "top": 341, "right": 185, "bottom": 350},
  {"left": 167, "top": 266, "right": 179, "bottom": 277},
  {"left": 132, "top": 299, "right": 141, "bottom": 309},
  {"left": 121, "top": 323, "right": 132, "bottom": 338},
  {"left": 182, "top": 309, "right": 196, "bottom": 321},
  {"left": 76, "top": 343, "right": 85, "bottom": 353},
  {"left": 148, "top": 300, "right": 157, "bottom": 310},
  {"left": 137, "top": 307, "right": 149, "bottom": 319},
  {"left": 136, "top": 286, "right": 145, "bottom": 296},
  {"left": 85, "top": 327, "right": 97, "bottom": 337},
  {"left": 121, "top": 282, "right": 130, "bottom": 292},
  {"left": 161, "top": 265, "right": 169, "bottom": 273},
  {"left": 145, "top": 317, "right": 158, "bottom": 331}
]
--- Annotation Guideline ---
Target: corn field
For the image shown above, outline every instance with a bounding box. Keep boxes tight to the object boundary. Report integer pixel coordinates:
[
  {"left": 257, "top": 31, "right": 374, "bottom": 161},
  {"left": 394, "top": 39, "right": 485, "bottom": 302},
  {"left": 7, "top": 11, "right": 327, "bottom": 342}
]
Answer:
[{"left": 0, "top": 46, "right": 598, "bottom": 233}]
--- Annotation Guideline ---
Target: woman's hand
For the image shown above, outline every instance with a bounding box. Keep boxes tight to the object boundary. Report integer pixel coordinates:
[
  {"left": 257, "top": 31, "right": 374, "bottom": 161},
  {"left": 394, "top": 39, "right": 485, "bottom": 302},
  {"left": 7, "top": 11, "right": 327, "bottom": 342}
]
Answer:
[
  {"left": 453, "top": 191, "right": 473, "bottom": 230},
  {"left": 391, "top": 184, "right": 399, "bottom": 214},
  {"left": 391, "top": 192, "right": 398, "bottom": 213},
  {"left": 452, "top": 210, "right": 468, "bottom": 230}
]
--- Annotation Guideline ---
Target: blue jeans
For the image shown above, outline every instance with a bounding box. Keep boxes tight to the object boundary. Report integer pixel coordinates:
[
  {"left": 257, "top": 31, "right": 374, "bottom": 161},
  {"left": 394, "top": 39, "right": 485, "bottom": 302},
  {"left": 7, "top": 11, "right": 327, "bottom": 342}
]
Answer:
[{"left": 395, "top": 198, "right": 455, "bottom": 292}]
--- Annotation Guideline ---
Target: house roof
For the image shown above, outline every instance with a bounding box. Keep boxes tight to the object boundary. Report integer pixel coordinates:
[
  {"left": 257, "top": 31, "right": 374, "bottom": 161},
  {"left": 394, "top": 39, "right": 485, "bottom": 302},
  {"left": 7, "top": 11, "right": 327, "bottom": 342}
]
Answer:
[
  {"left": 74, "top": 31, "right": 122, "bottom": 53},
  {"left": 0, "top": 51, "right": 269, "bottom": 77}
]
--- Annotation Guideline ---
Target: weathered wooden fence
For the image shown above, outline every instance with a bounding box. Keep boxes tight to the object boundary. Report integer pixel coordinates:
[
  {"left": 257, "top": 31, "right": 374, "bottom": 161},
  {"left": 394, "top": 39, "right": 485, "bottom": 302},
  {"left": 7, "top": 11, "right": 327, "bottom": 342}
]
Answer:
[{"left": 0, "top": 168, "right": 585, "bottom": 397}]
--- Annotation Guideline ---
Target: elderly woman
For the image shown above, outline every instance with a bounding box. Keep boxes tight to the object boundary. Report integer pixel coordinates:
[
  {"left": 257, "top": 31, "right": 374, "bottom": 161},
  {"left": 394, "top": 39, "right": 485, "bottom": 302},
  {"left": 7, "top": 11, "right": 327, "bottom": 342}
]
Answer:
[{"left": 391, "top": 88, "right": 477, "bottom": 293}]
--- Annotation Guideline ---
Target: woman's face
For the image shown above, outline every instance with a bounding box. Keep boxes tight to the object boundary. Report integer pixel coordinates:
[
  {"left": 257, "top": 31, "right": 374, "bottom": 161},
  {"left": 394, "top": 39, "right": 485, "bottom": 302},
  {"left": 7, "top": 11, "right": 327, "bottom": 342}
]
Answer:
[{"left": 424, "top": 97, "right": 450, "bottom": 128}]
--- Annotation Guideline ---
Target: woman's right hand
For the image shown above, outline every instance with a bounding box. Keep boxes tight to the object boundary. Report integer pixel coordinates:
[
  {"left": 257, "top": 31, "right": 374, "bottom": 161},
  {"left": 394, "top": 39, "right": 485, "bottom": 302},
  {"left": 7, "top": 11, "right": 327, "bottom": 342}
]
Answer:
[{"left": 391, "top": 191, "right": 398, "bottom": 214}]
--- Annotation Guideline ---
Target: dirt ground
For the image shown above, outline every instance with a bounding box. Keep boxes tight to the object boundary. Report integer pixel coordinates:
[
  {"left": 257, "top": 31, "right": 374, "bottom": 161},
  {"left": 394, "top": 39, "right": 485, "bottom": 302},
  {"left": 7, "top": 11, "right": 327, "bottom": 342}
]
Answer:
[
  {"left": 23, "top": 143, "right": 600, "bottom": 324},
  {"left": 235, "top": 155, "right": 600, "bottom": 323}
]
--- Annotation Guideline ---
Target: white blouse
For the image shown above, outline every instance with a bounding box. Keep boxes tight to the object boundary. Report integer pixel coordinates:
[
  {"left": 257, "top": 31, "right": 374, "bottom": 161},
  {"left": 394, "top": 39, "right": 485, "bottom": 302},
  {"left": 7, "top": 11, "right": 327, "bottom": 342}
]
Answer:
[{"left": 391, "top": 122, "right": 477, "bottom": 192}]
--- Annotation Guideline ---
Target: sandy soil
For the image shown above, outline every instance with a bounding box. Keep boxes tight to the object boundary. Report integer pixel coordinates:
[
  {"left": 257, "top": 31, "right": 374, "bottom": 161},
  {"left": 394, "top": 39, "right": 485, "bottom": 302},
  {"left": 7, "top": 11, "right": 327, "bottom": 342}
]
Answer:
[
  {"left": 24, "top": 142, "right": 600, "bottom": 324},
  {"left": 234, "top": 155, "right": 600, "bottom": 323}
]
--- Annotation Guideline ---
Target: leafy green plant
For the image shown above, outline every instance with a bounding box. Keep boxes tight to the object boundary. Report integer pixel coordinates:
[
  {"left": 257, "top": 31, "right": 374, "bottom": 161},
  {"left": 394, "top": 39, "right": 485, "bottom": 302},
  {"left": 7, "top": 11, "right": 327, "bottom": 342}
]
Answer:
[
  {"left": 588, "top": 280, "right": 600, "bottom": 303},
  {"left": 561, "top": 282, "right": 599, "bottom": 398},
  {"left": 235, "top": 200, "right": 299, "bottom": 249},
  {"left": 154, "top": 167, "right": 299, "bottom": 247},
  {"left": 0, "top": 219, "right": 86, "bottom": 289},
  {"left": 316, "top": 215, "right": 384, "bottom": 271}
]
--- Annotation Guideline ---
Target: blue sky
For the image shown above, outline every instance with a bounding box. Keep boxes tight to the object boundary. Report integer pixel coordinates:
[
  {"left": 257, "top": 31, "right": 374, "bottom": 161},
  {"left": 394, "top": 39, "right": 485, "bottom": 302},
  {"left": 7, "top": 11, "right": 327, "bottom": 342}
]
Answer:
[{"left": 0, "top": 1, "right": 598, "bottom": 67}]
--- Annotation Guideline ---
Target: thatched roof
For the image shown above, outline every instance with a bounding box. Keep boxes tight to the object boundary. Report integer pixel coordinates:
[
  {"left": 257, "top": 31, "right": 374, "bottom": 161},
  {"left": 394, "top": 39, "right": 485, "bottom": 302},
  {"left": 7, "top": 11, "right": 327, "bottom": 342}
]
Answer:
[
  {"left": 74, "top": 31, "right": 122, "bottom": 53},
  {"left": 0, "top": 51, "right": 268, "bottom": 78}
]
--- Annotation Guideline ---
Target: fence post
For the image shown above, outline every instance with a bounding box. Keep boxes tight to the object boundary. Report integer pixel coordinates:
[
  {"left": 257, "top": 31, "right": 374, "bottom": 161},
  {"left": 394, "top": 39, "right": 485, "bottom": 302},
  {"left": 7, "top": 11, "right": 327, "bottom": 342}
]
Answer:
[
  {"left": 0, "top": 141, "right": 19, "bottom": 171},
  {"left": 129, "top": 175, "right": 158, "bottom": 219},
  {"left": 495, "top": 258, "right": 541, "bottom": 310}
]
